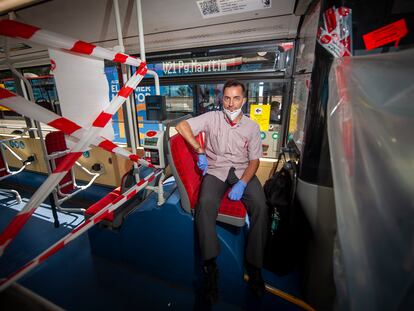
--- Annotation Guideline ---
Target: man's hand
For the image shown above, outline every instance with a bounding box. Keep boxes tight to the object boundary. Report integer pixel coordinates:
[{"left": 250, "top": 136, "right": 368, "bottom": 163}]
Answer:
[
  {"left": 228, "top": 180, "right": 247, "bottom": 201},
  {"left": 197, "top": 154, "right": 208, "bottom": 176}
]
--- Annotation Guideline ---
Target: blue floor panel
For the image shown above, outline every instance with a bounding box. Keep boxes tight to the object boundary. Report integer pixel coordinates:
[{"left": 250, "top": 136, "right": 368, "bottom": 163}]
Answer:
[{"left": 0, "top": 180, "right": 306, "bottom": 310}]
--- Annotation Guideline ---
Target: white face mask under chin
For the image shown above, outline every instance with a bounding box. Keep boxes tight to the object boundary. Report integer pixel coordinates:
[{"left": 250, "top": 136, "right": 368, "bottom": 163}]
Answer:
[{"left": 223, "top": 106, "right": 243, "bottom": 121}]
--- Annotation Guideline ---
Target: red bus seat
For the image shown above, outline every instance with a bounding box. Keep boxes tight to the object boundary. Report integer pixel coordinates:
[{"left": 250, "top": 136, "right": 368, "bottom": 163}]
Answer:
[
  {"left": 0, "top": 150, "right": 8, "bottom": 178},
  {"left": 45, "top": 131, "right": 75, "bottom": 195},
  {"left": 84, "top": 187, "right": 121, "bottom": 222},
  {"left": 167, "top": 133, "right": 246, "bottom": 227}
]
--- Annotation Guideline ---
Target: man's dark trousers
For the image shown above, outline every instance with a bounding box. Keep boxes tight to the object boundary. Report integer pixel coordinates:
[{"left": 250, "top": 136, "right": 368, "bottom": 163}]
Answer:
[{"left": 195, "top": 167, "right": 268, "bottom": 268}]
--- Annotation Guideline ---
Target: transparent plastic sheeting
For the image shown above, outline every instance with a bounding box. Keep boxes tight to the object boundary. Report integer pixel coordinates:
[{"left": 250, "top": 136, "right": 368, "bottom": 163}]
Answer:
[{"left": 327, "top": 49, "right": 414, "bottom": 311}]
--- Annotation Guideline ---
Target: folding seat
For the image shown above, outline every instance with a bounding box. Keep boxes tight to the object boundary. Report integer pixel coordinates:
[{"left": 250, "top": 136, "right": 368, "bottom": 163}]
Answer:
[{"left": 45, "top": 131, "right": 100, "bottom": 212}]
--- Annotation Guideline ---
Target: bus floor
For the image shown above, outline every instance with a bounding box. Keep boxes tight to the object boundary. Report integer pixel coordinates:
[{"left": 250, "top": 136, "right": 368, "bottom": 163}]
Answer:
[{"left": 0, "top": 181, "right": 305, "bottom": 311}]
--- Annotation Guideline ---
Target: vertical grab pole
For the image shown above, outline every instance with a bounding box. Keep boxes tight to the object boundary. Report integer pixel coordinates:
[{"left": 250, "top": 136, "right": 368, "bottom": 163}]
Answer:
[
  {"left": 3, "top": 35, "right": 60, "bottom": 226},
  {"left": 136, "top": 0, "right": 160, "bottom": 95},
  {"left": 136, "top": 0, "right": 146, "bottom": 62},
  {"left": 113, "top": 0, "right": 140, "bottom": 182}
]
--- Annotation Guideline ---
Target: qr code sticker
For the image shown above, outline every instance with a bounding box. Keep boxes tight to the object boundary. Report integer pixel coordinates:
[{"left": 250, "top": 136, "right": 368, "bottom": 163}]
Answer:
[{"left": 198, "top": 0, "right": 220, "bottom": 16}]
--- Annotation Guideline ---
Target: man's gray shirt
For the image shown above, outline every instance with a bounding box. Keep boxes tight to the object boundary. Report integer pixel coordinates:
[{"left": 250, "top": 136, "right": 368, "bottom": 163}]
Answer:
[{"left": 187, "top": 111, "right": 262, "bottom": 182}]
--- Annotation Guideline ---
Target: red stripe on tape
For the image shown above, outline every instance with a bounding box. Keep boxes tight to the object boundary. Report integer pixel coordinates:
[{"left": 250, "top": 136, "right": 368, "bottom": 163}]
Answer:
[
  {"left": 136, "top": 62, "right": 147, "bottom": 75},
  {"left": 113, "top": 194, "right": 125, "bottom": 204},
  {"left": 129, "top": 154, "right": 139, "bottom": 162},
  {"left": 39, "top": 241, "right": 65, "bottom": 263},
  {"left": 0, "top": 213, "right": 31, "bottom": 247},
  {"left": 0, "top": 20, "right": 40, "bottom": 39},
  {"left": 127, "top": 190, "right": 137, "bottom": 200},
  {"left": 113, "top": 53, "right": 128, "bottom": 63},
  {"left": 48, "top": 117, "right": 82, "bottom": 135},
  {"left": 148, "top": 175, "right": 155, "bottom": 183},
  {"left": 137, "top": 179, "right": 146, "bottom": 186},
  {"left": 72, "top": 219, "right": 90, "bottom": 234},
  {"left": 118, "top": 86, "right": 134, "bottom": 98},
  {"left": 95, "top": 210, "right": 110, "bottom": 223},
  {"left": 0, "top": 87, "right": 16, "bottom": 99},
  {"left": 53, "top": 152, "right": 82, "bottom": 173},
  {"left": 70, "top": 41, "right": 96, "bottom": 55},
  {"left": 98, "top": 140, "right": 118, "bottom": 152},
  {"left": 92, "top": 112, "right": 112, "bottom": 128}
]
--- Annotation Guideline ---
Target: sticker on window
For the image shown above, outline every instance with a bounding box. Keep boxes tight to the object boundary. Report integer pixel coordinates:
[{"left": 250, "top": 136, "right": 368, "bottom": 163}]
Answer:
[{"left": 197, "top": 0, "right": 271, "bottom": 19}]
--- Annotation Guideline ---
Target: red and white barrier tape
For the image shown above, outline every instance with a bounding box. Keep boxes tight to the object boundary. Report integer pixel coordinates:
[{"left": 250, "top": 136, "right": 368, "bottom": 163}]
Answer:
[
  {"left": 0, "top": 88, "right": 153, "bottom": 167},
  {"left": 0, "top": 20, "right": 142, "bottom": 67},
  {"left": 0, "top": 63, "right": 147, "bottom": 256},
  {"left": 0, "top": 169, "right": 160, "bottom": 292}
]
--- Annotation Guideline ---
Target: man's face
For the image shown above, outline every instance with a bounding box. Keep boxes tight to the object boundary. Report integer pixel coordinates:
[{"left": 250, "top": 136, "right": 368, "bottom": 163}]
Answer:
[{"left": 222, "top": 86, "right": 246, "bottom": 112}]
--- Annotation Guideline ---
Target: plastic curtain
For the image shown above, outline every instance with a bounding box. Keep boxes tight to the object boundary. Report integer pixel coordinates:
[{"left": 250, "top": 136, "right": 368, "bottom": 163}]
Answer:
[{"left": 327, "top": 49, "right": 414, "bottom": 310}]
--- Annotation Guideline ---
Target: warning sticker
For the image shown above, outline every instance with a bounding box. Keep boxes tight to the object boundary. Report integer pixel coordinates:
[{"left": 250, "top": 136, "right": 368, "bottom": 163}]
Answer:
[
  {"left": 250, "top": 104, "right": 270, "bottom": 131},
  {"left": 363, "top": 19, "right": 408, "bottom": 50},
  {"left": 197, "top": 0, "right": 271, "bottom": 19}
]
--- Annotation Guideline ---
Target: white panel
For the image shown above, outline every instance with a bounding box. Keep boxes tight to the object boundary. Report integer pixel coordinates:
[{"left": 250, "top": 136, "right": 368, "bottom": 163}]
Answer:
[{"left": 49, "top": 49, "right": 114, "bottom": 141}]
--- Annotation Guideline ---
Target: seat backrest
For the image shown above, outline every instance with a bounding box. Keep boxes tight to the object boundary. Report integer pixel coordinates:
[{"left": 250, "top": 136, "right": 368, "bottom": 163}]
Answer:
[
  {"left": 167, "top": 133, "right": 202, "bottom": 213},
  {"left": 45, "top": 131, "right": 74, "bottom": 194},
  {"left": 0, "top": 148, "right": 8, "bottom": 177}
]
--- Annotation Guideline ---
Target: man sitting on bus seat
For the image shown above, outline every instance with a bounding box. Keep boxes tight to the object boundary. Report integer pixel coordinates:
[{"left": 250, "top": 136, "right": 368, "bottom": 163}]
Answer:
[{"left": 176, "top": 80, "right": 268, "bottom": 303}]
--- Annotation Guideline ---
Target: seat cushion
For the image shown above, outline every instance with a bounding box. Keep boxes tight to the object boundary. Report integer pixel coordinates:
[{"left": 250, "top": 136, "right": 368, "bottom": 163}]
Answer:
[
  {"left": 84, "top": 187, "right": 122, "bottom": 222},
  {"left": 220, "top": 189, "right": 247, "bottom": 218}
]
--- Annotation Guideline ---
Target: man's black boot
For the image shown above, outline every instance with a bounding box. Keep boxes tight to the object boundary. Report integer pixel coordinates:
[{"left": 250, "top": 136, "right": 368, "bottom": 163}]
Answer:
[
  {"left": 246, "top": 262, "right": 265, "bottom": 298},
  {"left": 202, "top": 260, "right": 219, "bottom": 304}
]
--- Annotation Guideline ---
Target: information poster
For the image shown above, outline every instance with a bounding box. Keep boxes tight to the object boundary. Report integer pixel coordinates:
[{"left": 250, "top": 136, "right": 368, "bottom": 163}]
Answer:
[
  {"left": 105, "top": 66, "right": 125, "bottom": 144},
  {"left": 250, "top": 104, "right": 270, "bottom": 131}
]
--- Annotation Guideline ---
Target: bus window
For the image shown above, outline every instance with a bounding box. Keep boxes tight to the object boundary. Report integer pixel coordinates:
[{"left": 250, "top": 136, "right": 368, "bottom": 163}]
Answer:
[
  {"left": 21, "top": 65, "right": 60, "bottom": 115},
  {"left": 134, "top": 83, "right": 193, "bottom": 144},
  {"left": 0, "top": 71, "right": 22, "bottom": 120},
  {"left": 164, "top": 85, "right": 193, "bottom": 118},
  {"left": 246, "top": 81, "right": 287, "bottom": 158},
  {"left": 196, "top": 84, "right": 223, "bottom": 114}
]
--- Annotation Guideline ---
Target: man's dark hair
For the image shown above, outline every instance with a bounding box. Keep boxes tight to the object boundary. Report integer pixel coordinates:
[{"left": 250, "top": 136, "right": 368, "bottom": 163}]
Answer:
[{"left": 223, "top": 80, "right": 246, "bottom": 96}]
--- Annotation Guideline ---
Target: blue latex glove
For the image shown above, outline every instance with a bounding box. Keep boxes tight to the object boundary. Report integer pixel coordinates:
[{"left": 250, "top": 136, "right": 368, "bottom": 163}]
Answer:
[
  {"left": 228, "top": 180, "right": 247, "bottom": 201},
  {"left": 197, "top": 154, "right": 208, "bottom": 176}
]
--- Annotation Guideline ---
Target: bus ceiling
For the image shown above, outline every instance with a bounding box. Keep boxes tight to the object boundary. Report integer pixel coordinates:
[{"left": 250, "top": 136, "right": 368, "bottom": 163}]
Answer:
[{"left": 0, "top": 0, "right": 316, "bottom": 64}]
